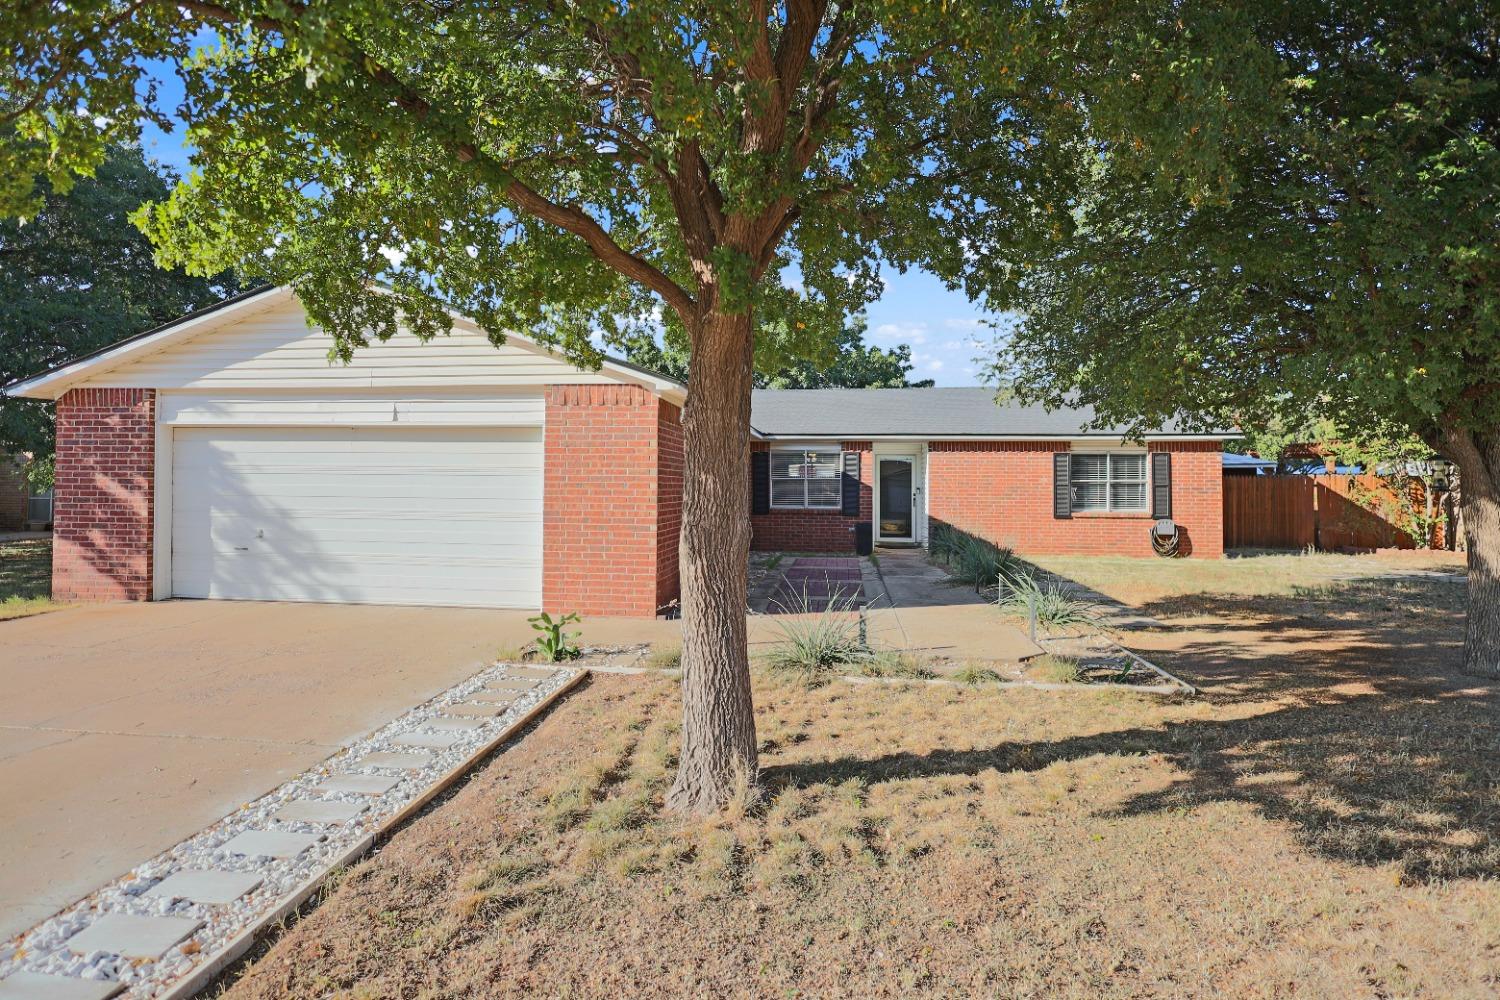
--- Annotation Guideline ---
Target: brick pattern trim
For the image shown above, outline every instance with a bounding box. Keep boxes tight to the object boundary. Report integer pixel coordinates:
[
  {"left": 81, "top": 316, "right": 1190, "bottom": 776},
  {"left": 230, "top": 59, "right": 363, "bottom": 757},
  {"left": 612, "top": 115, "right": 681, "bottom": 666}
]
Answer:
[
  {"left": 53, "top": 388, "right": 157, "bottom": 600},
  {"left": 926, "top": 439, "right": 1223, "bottom": 558},
  {"left": 543, "top": 385, "right": 678, "bottom": 616},
  {"left": 749, "top": 441, "right": 873, "bottom": 552}
]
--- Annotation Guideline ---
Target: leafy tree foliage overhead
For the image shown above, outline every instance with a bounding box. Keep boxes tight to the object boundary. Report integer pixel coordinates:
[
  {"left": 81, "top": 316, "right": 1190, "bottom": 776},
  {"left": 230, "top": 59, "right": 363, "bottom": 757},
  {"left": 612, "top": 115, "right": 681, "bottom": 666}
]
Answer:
[
  {"left": 987, "top": 0, "right": 1500, "bottom": 675},
  {"left": 0, "top": 143, "right": 241, "bottom": 459},
  {"left": 625, "top": 317, "right": 934, "bottom": 388}
]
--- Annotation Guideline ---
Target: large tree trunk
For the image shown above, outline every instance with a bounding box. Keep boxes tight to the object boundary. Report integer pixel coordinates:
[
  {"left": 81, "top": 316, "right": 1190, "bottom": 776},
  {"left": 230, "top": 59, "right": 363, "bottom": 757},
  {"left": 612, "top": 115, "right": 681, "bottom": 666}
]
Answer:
[
  {"left": 667, "top": 308, "right": 759, "bottom": 813},
  {"left": 1443, "top": 426, "right": 1500, "bottom": 679}
]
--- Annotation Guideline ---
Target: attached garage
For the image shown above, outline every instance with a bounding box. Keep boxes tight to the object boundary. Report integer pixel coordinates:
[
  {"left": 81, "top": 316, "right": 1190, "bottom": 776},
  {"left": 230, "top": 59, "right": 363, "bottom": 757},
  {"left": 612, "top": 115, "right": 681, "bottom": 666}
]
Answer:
[
  {"left": 9, "top": 285, "right": 685, "bottom": 616},
  {"left": 170, "top": 426, "right": 544, "bottom": 607}
]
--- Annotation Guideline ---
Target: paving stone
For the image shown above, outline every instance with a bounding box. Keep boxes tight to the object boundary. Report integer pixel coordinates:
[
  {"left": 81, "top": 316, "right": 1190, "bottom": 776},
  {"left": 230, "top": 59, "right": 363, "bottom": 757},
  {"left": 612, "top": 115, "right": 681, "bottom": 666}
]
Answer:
[
  {"left": 393, "top": 731, "right": 464, "bottom": 749},
  {"left": 484, "top": 678, "right": 539, "bottom": 691},
  {"left": 0, "top": 972, "right": 124, "bottom": 1000},
  {"left": 219, "top": 830, "right": 320, "bottom": 859},
  {"left": 144, "top": 869, "right": 263, "bottom": 905},
  {"left": 65, "top": 913, "right": 202, "bottom": 959},
  {"left": 425, "top": 717, "right": 487, "bottom": 731},
  {"left": 316, "top": 773, "right": 402, "bottom": 795},
  {"left": 272, "top": 799, "right": 368, "bottom": 824},
  {"left": 443, "top": 702, "right": 509, "bottom": 718},
  {"left": 360, "top": 750, "right": 435, "bottom": 769},
  {"left": 467, "top": 690, "right": 519, "bottom": 705},
  {"left": 505, "top": 666, "right": 558, "bottom": 679}
]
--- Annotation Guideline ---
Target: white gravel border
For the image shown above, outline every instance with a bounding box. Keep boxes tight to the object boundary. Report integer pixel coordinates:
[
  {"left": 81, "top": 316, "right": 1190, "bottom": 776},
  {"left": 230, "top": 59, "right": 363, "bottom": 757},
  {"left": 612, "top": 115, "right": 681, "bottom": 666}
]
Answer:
[{"left": 0, "top": 662, "right": 585, "bottom": 999}]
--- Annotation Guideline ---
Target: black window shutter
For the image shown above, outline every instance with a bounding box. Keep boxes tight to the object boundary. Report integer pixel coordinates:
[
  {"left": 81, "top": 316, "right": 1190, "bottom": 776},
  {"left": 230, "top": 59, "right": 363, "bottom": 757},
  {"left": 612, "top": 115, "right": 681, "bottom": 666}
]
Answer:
[
  {"left": 751, "top": 451, "right": 771, "bottom": 515},
  {"left": 841, "top": 451, "right": 861, "bottom": 516},
  {"left": 1053, "top": 453, "right": 1072, "bottom": 519},
  {"left": 1152, "top": 451, "right": 1173, "bottom": 519}
]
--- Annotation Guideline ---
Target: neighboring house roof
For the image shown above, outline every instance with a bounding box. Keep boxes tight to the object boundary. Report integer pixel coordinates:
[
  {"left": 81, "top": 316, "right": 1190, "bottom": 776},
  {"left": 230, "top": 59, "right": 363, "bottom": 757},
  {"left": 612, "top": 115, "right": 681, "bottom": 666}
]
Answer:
[
  {"left": 749, "top": 387, "right": 1237, "bottom": 440},
  {"left": 3, "top": 285, "right": 687, "bottom": 403},
  {"left": 1222, "top": 452, "right": 1277, "bottom": 471}
]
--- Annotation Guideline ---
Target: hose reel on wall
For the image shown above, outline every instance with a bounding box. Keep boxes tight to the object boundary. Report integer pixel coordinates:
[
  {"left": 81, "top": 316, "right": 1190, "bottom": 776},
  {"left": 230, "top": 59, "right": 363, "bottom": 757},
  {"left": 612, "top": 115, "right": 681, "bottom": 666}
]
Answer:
[{"left": 1151, "top": 518, "right": 1180, "bottom": 557}]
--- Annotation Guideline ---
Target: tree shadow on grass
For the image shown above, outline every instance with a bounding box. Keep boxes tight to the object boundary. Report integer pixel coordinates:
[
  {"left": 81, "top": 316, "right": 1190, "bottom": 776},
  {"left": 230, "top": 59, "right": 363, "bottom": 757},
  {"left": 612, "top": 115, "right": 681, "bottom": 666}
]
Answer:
[{"left": 761, "top": 578, "right": 1498, "bottom": 884}]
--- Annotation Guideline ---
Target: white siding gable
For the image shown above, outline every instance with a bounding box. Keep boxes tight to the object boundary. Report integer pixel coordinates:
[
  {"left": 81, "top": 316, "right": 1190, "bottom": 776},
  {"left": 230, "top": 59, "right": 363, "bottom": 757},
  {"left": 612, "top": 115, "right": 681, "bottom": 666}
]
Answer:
[{"left": 77, "top": 297, "right": 623, "bottom": 391}]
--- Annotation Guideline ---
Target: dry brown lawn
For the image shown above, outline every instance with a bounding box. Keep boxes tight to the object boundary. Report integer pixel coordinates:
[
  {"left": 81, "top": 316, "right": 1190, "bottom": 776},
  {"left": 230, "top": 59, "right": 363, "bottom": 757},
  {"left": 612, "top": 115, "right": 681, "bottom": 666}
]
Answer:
[{"left": 220, "top": 551, "right": 1497, "bottom": 999}]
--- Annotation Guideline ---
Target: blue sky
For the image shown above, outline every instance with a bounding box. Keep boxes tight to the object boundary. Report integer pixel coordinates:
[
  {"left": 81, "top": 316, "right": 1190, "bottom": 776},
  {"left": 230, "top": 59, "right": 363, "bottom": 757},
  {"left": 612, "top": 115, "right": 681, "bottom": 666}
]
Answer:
[{"left": 140, "top": 95, "right": 993, "bottom": 388}]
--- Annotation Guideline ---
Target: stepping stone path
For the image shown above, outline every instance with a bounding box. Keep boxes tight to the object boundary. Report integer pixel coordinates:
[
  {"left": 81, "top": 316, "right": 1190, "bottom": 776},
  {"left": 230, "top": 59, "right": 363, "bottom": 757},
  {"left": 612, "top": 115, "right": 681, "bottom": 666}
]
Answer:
[
  {"left": 145, "top": 869, "right": 263, "bottom": 906},
  {"left": 425, "top": 717, "right": 487, "bottom": 732},
  {"left": 221, "top": 831, "right": 320, "bottom": 860},
  {"left": 768, "top": 557, "right": 867, "bottom": 613},
  {"left": 360, "top": 750, "right": 434, "bottom": 769},
  {"left": 0, "top": 664, "right": 579, "bottom": 998},
  {"left": 393, "top": 731, "right": 465, "bottom": 750},
  {"left": 0, "top": 971, "right": 123, "bottom": 999},
  {"left": 485, "top": 678, "right": 540, "bottom": 691},
  {"left": 468, "top": 690, "right": 520, "bottom": 705},
  {"left": 317, "top": 773, "right": 402, "bottom": 795},
  {"left": 272, "top": 799, "right": 367, "bottom": 824},
  {"left": 66, "top": 914, "right": 202, "bottom": 960},
  {"left": 443, "top": 702, "right": 509, "bottom": 718}
]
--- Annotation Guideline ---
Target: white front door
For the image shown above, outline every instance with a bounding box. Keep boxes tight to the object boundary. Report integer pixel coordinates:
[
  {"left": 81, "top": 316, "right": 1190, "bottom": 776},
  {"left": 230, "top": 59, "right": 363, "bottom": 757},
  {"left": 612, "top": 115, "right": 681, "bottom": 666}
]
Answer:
[
  {"left": 876, "top": 455, "right": 916, "bottom": 543},
  {"left": 171, "top": 425, "right": 543, "bottom": 607}
]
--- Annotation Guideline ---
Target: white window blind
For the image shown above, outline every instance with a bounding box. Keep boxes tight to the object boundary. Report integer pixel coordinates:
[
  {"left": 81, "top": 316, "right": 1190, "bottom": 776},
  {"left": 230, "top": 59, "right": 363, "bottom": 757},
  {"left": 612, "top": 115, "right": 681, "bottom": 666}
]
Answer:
[
  {"left": 770, "top": 448, "right": 842, "bottom": 509},
  {"left": 1071, "top": 452, "right": 1148, "bottom": 513}
]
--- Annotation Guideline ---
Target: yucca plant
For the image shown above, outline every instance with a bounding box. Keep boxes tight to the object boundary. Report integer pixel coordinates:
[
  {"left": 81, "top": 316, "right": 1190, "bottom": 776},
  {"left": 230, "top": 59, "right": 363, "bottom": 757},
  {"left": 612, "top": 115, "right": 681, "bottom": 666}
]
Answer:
[
  {"left": 763, "top": 592, "right": 870, "bottom": 684},
  {"left": 996, "top": 573, "right": 1102, "bottom": 635}
]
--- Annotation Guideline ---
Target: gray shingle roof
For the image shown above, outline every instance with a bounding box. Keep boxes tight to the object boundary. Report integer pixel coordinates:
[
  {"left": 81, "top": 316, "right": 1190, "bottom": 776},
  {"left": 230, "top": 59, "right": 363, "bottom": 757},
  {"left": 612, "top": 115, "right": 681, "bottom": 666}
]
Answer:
[{"left": 749, "top": 387, "right": 1234, "bottom": 439}]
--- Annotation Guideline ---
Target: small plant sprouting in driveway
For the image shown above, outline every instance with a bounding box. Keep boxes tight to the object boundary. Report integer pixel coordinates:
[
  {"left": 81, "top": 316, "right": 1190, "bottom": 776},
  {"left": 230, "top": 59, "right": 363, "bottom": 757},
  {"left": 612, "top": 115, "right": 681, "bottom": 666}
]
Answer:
[{"left": 529, "top": 611, "right": 583, "bottom": 662}]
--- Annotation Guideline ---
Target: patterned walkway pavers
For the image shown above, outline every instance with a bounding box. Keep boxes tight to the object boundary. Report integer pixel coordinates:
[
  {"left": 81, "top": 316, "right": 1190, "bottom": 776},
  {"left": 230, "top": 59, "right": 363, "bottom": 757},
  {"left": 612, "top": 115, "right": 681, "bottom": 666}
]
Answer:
[
  {"left": 65, "top": 914, "right": 202, "bottom": 960},
  {"left": 443, "top": 703, "right": 509, "bottom": 718},
  {"left": 766, "top": 557, "right": 867, "bottom": 613},
  {"left": 485, "top": 678, "right": 540, "bottom": 691},
  {"left": 316, "top": 773, "right": 401, "bottom": 795},
  {"left": 468, "top": 690, "right": 520, "bottom": 705},
  {"left": 144, "top": 870, "right": 262, "bottom": 906}
]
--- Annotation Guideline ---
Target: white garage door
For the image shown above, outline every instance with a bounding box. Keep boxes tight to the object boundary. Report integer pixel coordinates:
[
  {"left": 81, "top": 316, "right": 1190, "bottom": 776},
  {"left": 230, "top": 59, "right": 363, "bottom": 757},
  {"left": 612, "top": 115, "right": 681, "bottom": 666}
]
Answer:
[{"left": 171, "top": 426, "right": 542, "bottom": 607}]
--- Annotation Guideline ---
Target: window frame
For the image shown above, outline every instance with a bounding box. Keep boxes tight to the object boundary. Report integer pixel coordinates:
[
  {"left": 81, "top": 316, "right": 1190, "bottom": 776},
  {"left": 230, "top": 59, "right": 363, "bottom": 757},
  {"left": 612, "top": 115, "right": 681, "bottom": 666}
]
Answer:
[
  {"left": 1069, "top": 450, "right": 1149, "bottom": 514},
  {"left": 769, "top": 445, "right": 844, "bottom": 511}
]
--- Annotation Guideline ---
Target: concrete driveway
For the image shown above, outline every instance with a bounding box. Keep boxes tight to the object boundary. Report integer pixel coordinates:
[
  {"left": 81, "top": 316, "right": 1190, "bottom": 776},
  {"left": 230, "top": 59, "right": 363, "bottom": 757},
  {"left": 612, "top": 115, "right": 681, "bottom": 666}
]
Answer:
[{"left": 0, "top": 600, "right": 586, "bottom": 939}]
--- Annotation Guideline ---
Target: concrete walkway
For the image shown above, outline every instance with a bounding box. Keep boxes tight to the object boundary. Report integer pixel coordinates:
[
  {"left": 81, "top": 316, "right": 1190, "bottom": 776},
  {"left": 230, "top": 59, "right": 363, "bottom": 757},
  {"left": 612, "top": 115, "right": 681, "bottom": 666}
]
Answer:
[{"left": 0, "top": 600, "right": 673, "bottom": 940}]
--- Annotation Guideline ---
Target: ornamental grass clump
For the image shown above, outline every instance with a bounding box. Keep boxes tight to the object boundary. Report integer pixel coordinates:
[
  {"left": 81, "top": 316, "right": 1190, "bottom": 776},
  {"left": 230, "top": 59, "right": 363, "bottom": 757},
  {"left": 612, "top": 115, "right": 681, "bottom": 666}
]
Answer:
[
  {"left": 930, "top": 523, "right": 1018, "bottom": 592},
  {"left": 764, "top": 593, "right": 870, "bottom": 685},
  {"left": 997, "top": 572, "right": 1103, "bottom": 635}
]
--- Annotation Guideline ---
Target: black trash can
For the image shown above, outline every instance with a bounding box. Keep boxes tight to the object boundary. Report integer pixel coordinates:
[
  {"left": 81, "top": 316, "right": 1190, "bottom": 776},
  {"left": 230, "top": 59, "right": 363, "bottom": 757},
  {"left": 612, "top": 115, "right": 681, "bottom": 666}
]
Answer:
[{"left": 854, "top": 521, "right": 874, "bottom": 556}]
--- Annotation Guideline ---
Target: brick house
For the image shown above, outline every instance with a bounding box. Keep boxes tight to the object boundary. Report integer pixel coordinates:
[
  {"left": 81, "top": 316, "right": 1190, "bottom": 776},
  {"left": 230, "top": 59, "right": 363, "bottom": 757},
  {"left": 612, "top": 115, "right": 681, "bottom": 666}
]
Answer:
[{"left": 6, "top": 286, "right": 1233, "bottom": 616}]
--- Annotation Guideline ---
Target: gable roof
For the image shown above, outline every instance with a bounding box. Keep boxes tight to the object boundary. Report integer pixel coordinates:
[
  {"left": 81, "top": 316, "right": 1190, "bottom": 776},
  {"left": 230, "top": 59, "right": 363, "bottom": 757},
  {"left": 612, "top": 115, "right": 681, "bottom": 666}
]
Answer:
[
  {"left": 749, "top": 387, "right": 1237, "bottom": 440},
  {"left": 3, "top": 285, "right": 686, "bottom": 402}
]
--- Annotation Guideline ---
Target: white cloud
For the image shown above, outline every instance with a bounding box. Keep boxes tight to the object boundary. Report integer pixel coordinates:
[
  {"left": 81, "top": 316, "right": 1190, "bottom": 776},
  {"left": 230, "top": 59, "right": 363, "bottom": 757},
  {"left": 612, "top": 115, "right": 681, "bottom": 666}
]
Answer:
[
  {"left": 926, "top": 359, "right": 946, "bottom": 372},
  {"left": 872, "top": 322, "right": 928, "bottom": 346},
  {"left": 377, "top": 244, "right": 407, "bottom": 268},
  {"left": 943, "top": 317, "right": 985, "bottom": 331}
]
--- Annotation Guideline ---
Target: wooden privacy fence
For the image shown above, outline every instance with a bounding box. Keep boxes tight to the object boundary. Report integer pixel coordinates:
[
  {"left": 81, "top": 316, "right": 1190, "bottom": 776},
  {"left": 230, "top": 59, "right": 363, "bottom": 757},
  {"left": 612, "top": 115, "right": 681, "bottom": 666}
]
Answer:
[{"left": 1223, "top": 474, "right": 1438, "bottom": 551}]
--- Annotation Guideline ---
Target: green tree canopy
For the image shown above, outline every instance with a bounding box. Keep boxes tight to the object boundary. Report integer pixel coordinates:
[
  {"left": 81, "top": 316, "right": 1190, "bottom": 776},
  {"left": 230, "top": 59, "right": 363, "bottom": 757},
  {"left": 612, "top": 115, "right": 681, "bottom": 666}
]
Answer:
[
  {"left": 989, "top": 0, "right": 1500, "bottom": 676},
  {"left": 0, "top": 143, "right": 240, "bottom": 460},
  {"left": 625, "top": 317, "right": 933, "bottom": 388},
  {"left": 0, "top": 0, "right": 1229, "bottom": 807}
]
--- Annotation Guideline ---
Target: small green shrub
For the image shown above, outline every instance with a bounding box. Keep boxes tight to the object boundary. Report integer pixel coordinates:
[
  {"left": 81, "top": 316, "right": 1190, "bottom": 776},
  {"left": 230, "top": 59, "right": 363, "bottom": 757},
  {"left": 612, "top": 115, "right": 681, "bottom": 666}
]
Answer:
[
  {"left": 645, "top": 645, "right": 681, "bottom": 669},
  {"left": 950, "top": 663, "right": 1002, "bottom": 685},
  {"left": 1026, "top": 655, "right": 1082, "bottom": 684},
  {"left": 764, "top": 594, "right": 869, "bottom": 684},
  {"left": 529, "top": 611, "right": 583, "bottom": 661},
  {"left": 929, "top": 523, "right": 1016, "bottom": 591},
  {"left": 996, "top": 573, "right": 1102, "bottom": 633},
  {"left": 857, "top": 651, "right": 937, "bottom": 680}
]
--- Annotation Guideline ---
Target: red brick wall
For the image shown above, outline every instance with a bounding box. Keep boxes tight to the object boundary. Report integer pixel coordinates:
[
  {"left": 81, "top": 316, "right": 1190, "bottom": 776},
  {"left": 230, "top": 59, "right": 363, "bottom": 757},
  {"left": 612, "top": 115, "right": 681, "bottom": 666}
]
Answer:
[
  {"left": 52, "top": 388, "right": 157, "bottom": 600},
  {"left": 543, "top": 385, "right": 677, "bottom": 616},
  {"left": 655, "top": 400, "right": 683, "bottom": 609},
  {"left": 0, "top": 458, "right": 28, "bottom": 531},
  {"left": 925, "top": 440, "right": 1223, "bottom": 558},
  {"left": 749, "top": 441, "right": 873, "bottom": 552}
]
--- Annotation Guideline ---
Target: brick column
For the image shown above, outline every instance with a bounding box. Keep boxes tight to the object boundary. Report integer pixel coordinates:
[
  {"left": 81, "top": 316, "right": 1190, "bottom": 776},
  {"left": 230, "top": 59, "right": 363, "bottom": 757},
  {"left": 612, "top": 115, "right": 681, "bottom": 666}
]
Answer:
[
  {"left": 543, "top": 385, "right": 679, "bottom": 617},
  {"left": 53, "top": 388, "right": 157, "bottom": 601}
]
